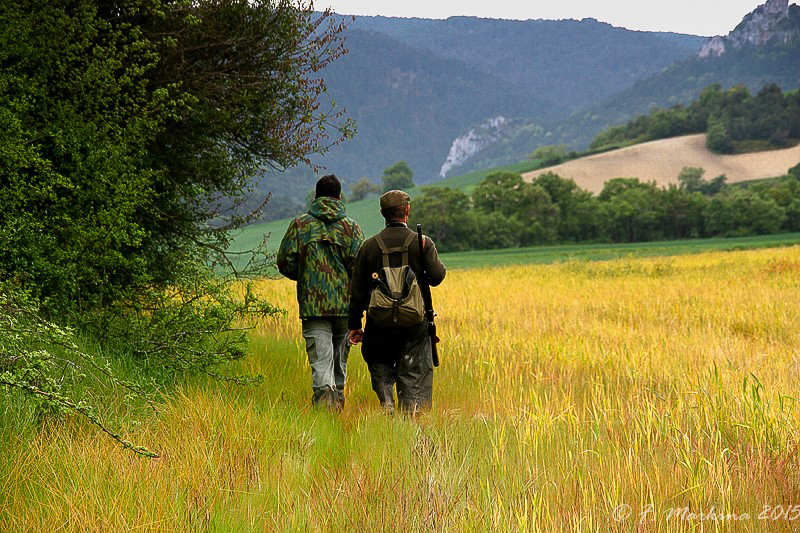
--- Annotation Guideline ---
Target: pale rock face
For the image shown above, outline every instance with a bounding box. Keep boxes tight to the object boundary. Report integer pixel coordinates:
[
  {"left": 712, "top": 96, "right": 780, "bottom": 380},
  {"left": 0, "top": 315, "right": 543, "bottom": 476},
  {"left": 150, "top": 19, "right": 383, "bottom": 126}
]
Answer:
[
  {"left": 766, "top": 0, "right": 791, "bottom": 15},
  {"left": 439, "top": 116, "right": 509, "bottom": 178},
  {"left": 699, "top": 37, "right": 726, "bottom": 58},
  {"left": 698, "top": 0, "right": 795, "bottom": 57}
]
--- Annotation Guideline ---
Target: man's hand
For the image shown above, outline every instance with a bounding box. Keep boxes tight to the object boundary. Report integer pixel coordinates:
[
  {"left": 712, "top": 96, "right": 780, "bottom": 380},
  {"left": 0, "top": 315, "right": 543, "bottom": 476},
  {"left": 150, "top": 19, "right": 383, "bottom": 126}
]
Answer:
[{"left": 348, "top": 329, "right": 363, "bottom": 345}]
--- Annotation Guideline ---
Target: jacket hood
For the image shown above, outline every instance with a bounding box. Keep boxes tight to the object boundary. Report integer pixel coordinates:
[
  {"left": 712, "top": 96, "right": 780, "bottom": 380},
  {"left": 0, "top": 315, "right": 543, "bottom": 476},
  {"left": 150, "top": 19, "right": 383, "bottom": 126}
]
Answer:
[{"left": 308, "top": 196, "right": 346, "bottom": 224}]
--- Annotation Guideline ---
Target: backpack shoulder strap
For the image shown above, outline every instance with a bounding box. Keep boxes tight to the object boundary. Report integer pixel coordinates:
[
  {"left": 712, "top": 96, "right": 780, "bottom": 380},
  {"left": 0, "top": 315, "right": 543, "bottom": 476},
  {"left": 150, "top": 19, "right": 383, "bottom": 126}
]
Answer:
[
  {"left": 374, "top": 232, "right": 416, "bottom": 268},
  {"left": 399, "top": 233, "right": 415, "bottom": 266},
  {"left": 374, "top": 234, "right": 390, "bottom": 269}
]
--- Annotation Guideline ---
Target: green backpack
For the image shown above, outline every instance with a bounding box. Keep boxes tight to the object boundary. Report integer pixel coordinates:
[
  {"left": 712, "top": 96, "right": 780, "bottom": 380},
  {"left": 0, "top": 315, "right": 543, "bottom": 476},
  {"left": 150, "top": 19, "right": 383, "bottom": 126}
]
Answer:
[{"left": 367, "top": 233, "right": 426, "bottom": 327}]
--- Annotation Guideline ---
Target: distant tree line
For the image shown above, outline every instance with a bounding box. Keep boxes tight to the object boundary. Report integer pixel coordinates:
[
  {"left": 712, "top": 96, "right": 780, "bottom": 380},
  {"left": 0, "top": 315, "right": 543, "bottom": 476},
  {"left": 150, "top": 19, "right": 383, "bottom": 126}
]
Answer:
[
  {"left": 590, "top": 84, "right": 800, "bottom": 154},
  {"left": 410, "top": 164, "right": 800, "bottom": 252},
  {"left": 344, "top": 161, "right": 415, "bottom": 203}
]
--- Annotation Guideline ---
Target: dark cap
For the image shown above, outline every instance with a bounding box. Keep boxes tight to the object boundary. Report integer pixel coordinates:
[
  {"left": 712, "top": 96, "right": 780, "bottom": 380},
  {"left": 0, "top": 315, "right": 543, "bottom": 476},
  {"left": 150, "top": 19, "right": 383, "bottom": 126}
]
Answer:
[{"left": 379, "top": 190, "right": 411, "bottom": 209}]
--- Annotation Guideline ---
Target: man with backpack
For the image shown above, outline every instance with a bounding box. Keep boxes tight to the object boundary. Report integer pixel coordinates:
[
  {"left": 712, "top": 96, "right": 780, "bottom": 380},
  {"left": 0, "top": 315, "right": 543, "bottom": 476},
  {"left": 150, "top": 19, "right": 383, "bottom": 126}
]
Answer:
[
  {"left": 347, "top": 190, "right": 446, "bottom": 413},
  {"left": 277, "top": 175, "right": 365, "bottom": 409}
]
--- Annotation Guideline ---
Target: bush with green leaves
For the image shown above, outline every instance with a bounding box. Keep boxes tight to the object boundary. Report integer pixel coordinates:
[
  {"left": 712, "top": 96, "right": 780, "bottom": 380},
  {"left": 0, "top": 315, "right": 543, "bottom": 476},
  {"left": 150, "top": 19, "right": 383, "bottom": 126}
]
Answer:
[
  {"left": 528, "top": 144, "right": 572, "bottom": 167},
  {"left": 349, "top": 178, "right": 381, "bottom": 202},
  {"left": 0, "top": 0, "right": 350, "bottom": 452},
  {"left": 0, "top": 287, "right": 159, "bottom": 456},
  {"left": 0, "top": 0, "right": 352, "bottom": 313},
  {"left": 1, "top": 262, "right": 284, "bottom": 454}
]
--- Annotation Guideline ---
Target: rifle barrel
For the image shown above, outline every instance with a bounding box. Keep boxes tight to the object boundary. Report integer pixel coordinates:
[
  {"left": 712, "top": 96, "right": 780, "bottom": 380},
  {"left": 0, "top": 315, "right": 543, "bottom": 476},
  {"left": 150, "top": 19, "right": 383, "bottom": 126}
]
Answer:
[{"left": 417, "top": 224, "right": 440, "bottom": 367}]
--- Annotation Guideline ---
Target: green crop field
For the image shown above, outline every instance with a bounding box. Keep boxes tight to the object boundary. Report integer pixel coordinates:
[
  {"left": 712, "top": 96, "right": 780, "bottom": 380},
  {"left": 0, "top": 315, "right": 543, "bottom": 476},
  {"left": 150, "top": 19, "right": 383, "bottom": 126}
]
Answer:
[{"left": 439, "top": 232, "right": 800, "bottom": 269}]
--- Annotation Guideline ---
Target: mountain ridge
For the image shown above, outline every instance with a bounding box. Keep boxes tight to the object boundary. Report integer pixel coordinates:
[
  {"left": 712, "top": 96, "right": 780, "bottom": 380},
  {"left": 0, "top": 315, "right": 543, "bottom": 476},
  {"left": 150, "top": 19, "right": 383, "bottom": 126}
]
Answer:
[
  {"left": 254, "top": 15, "right": 704, "bottom": 216},
  {"left": 254, "top": 3, "right": 798, "bottom": 220},
  {"left": 700, "top": 0, "right": 800, "bottom": 57}
]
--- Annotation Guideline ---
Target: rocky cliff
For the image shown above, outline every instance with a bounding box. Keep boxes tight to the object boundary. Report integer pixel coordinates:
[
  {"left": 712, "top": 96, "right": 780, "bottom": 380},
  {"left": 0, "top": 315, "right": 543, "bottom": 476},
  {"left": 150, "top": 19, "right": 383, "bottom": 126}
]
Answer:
[{"left": 700, "top": 0, "right": 800, "bottom": 57}]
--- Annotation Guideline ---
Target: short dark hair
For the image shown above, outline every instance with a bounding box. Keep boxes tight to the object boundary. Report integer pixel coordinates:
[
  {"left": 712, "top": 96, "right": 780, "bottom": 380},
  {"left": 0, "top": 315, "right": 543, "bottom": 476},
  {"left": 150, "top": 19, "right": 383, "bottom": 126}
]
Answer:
[
  {"left": 315, "top": 174, "right": 341, "bottom": 199},
  {"left": 380, "top": 205, "right": 407, "bottom": 222}
]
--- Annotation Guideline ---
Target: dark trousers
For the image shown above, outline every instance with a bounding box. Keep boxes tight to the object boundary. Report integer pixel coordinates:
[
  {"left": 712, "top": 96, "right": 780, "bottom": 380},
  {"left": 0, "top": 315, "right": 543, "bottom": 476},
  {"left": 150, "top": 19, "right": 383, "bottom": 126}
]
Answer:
[{"left": 363, "top": 321, "right": 433, "bottom": 413}]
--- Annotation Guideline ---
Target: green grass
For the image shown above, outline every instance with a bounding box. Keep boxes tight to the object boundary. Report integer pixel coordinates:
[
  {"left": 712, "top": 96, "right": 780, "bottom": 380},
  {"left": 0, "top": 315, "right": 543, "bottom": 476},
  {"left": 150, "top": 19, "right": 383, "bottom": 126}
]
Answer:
[
  {"left": 439, "top": 232, "right": 800, "bottom": 269},
  {"left": 6, "top": 247, "right": 800, "bottom": 530}
]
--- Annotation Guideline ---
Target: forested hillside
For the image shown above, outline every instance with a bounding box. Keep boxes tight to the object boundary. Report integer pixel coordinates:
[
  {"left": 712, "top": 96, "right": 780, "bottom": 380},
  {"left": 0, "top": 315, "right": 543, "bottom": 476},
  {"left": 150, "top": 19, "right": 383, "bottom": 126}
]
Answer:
[
  {"left": 541, "top": 41, "right": 800, "bottom": 150},
  {"left": 256, "top": 2, "right": 800, "bottom": 221},
  {"left": 590, "top": 84, "right": 800, "bottom": 153},
  {"left": 253, "top": 15, "right": 704, "bottom": 219},
  {"left": 316, "top": 28, "right": 557, "bottom": 180},
  {"left": 350, "top": 16, "right": 703, "bottom": 111},
  {"left": 536, "top": 1, "right": 800, "bottom": 151}
]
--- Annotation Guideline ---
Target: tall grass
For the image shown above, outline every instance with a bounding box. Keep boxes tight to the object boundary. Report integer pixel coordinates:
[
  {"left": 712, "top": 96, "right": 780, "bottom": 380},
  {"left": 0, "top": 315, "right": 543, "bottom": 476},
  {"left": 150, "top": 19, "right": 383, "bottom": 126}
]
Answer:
[{"left": 3, "top": 247, "right": 800, "bottom": 531}]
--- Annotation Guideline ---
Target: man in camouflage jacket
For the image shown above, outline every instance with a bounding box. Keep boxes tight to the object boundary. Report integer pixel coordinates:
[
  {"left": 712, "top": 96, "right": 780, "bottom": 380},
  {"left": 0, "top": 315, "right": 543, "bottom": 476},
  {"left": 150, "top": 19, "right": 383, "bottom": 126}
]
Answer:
[{"left": 277, "top": 175, "right": 364, "bottom": 408}]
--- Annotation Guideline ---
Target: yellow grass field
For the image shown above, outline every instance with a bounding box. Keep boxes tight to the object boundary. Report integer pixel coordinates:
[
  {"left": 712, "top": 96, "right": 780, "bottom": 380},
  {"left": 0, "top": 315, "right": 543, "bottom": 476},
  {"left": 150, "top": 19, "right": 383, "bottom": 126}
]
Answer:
[
  {"left": 522, "top": 134, "right": 800, "bottom": 193},
  {"left": 4, "top": 247, "right": 800, "bottom": 531}
]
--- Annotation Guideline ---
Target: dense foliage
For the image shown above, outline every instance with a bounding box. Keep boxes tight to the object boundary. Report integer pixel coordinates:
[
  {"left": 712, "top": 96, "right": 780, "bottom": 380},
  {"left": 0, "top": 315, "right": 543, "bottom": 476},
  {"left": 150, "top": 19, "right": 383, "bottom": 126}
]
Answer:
[
  {"left": 0, "top": 0, "right": 349, "bottom": 451},
  {"left": 381, "top": 161, "right": 415, "bottom": 192},
  {"left": 0, "top": 0, "right": 351, "bottom": 313},
  {"left": 410, "top": 164, "right": 800, "bottom": 252},
  {"left": 590, "top": 84, "right": 800, "bottom": 153},
  {"left": 520, "top": 38, "right": 800, "bottom": 155},
  {"left": 349, "top": 177, "right": 381, "bottom": 202},
  {"left": 0, "top": 288, "right": 160, "bottom": 456}
]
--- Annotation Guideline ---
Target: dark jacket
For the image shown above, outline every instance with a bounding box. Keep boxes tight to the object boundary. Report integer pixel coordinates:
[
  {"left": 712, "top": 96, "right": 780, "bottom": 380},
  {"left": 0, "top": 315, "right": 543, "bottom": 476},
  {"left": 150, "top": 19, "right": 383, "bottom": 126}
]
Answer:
[
  {"left": 277, "top": 197, "right": 364, "bottom": 318},
  {"left": 348, "top": 222, "right": 446, "bottom": 331}
]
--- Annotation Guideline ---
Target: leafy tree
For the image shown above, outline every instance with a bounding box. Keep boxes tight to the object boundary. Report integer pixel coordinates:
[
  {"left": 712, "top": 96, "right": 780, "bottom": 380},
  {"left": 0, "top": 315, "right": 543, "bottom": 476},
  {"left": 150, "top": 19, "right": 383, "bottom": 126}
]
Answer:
[
  {"left": 410, "top": 187, "right": 473, "bottom": 252},
  {"left": 472, "top": 172, "right": 560, "bottom": 244},
  {"left": 529, "top": 144, "right": 570, "bottom": 166},
  {"left": 515, "top": 185, "right": 560, "bottom": 244},
  {"left": 0, "top": 0, "right": 349, "bottom": 452},
  {"left": 752, "top": 175, "right": 800, "bottom": 231},
  {"left": 704, "top": 175, "right": 728, "bottom": 196},
  {"left": 532, "top": 172, "right": 600, "bottom": 241},
  {"left": 647, "top": 109, "right": 676, "bottom": 139},
  {"left": 590, "top": 124, "right": 628, "bottom": 150},
  {"left": 706, "top": 115, "right": 734, "bottom": 153},
  {"left": 382, "top": 161, "right": 415, "bottom": 192},
  {"left": 677, "top": 167, "right": 706, "bottom": 193},
  {"left": 471, "top": 212, "right": 524, "bottom": 249},
  {"left": 349, "top": 178, "right": 381, "bottom": 202},
  {"left": 598, "top": 178, "right": 664, "bottom": 242},
  {"left": 472, "top": 172, "right": 529, "bottom": 217},
  {"left": 0, "top": 0, "right": 353, "bottom": 313},
  {"left": 789, "top": 163, "right": 800, "bottom": 181},
  {"left": 704, "top": 189, "right": 786, "bottom": 236},
  {"left": 661, "top": 185, "right": 707, "bottom": 238},
  {"left": 677, "top": 167, "right": 727, "bottom": 196}
]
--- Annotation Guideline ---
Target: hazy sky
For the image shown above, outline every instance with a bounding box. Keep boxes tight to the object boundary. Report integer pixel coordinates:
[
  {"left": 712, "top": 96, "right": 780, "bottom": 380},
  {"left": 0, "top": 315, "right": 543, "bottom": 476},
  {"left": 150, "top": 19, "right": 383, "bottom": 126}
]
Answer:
[{"left": 320, "top": 1, "right": 770, "bottom": 37}]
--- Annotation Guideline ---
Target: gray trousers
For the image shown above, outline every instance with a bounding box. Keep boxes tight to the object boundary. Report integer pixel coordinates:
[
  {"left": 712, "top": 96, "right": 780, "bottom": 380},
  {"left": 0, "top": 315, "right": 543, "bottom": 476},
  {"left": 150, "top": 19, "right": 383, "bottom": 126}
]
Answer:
[
  {"left": 301, "top": 317, "right": 349, "bottom": 407},
  {"left": 364, "top": 321, "right": 433, "bottom": 413}
]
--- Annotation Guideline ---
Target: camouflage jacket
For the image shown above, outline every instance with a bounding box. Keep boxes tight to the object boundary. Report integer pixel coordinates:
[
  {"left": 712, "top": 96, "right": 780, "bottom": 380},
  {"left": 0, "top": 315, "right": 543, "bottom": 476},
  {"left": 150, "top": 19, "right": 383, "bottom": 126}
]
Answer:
[{"left": 277, "top": 197, "right": 365, "bottom": 318}]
